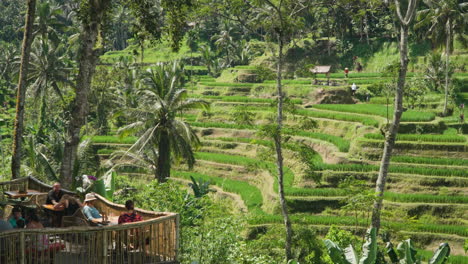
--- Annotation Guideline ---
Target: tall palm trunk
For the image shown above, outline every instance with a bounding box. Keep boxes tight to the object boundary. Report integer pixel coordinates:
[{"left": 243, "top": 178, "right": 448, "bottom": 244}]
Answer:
[
  {"left": 371, "top": 0, "right": 417, "bottom": 232},
  {"left": 60, "top": 0, "right": 111, "bottom": 188},
  {"left": 156, "top": 130, "right": 170, "bottom": 182},
  {"left": 37, "top": 80, "right": 48, "bottom": 141},
  {"left": 443, "top": 18, "right": 451, "bottom": 116},
  {"left": 274, "top": 34, "right": 292, "bottom": 261},
  {"left": 11, "top": 0, "right": 36, "bottom": 179}
]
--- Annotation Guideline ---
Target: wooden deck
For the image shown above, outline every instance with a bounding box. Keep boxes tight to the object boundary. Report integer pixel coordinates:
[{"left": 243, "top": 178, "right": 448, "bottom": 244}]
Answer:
[{"left": 0, "top": 177, "right": 180, "bottom": 264}]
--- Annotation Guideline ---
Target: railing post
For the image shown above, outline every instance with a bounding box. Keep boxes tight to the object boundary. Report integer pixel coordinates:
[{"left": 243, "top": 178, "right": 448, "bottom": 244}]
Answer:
[
  {"left": 101, "top": 230, "right": 108, "bottom": 264},
  {"left": 19, "top": 231, "right": 25, "bottom": 264},
  {"left": 175, "top": 214, "right": 180, "bottom": 262}
]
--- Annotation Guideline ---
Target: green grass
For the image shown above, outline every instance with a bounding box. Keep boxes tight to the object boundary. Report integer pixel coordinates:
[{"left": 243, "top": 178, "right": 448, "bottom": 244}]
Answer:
[
  {"left": 391, "top": 156, "right": 468, "bottom": 167},
  {"left": 172, "top": 170, "right": 264, "bottom": 214},
  {"left": 191, "top": 95, "right": 302, "bottom": 104},
  {"left": 286, "top": 188, "right": 468, "bottom": 204},
  {"left": 296, "top": 109, "right": 380, "bottom": 127},
  {"left": 250, "top": 214, "right": 468, "bottom": 237},
  {"left": 284, "top": 129, "right": 350, "bottom": 152},
  {"left": 364, "top": 133, "right": 467, "bottom": 143},
  {"left": 369, "top": 94, "right": 443, "bottom": 104},
  {"left": 198, "top": 82, "right": 254, "bottom": 87},
  {"left": 383, "top": 192, "right": 468, "bottom": 204},
  {"left": 358, "top": 138, "right": 467, "bottom": 152},
  {"left": 312, "top": 104, "right": 436, "bottom": 122},
  {"left": 89, "top": 135, "right": 137, "bottom": 144},
  {"left": 190, "top": 121, "right": 349, "bottom": 151},
  {"left": 315, "top": 163, "right": 468, "bottom": 178},
  {"left": 263, "top": 80, "right": 312, "bottom": 85},
  {"left": 97, "top": 149, "right": 115, "bottom": 155}
]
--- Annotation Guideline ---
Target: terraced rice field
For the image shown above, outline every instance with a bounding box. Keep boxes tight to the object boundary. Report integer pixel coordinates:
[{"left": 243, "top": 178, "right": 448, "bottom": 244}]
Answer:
[{"left": 93, "top": 71, "right": 468, "bottom": 261}]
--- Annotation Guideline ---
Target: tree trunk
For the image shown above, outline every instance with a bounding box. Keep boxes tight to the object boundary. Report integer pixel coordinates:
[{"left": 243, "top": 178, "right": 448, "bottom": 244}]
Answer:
[
  {"left": 443, "top": 18, "right": 451, "bottom": 116},
  {"left": 274, "top": 35, "right": 293, "bottom": 261},
  {"left": 371, "top": 0, "right": 416, "bottom": 231},
  {"left": 11, "top": 0, "right": 36, "bottom": 179},
  {"left": 156, "top": 130, "right": 170, "bottom": 182},
  {"left": 60, "top": 0, "right": 111, "bottom": 188},
  {"left": 37, "top": 84, "right": 48, "bottom": 142}
]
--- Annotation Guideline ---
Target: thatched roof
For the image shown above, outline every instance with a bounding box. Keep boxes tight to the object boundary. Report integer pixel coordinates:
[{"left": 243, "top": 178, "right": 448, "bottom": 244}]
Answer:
[{"left": 310, "top": 65, "right": 332, "bottom": 74}]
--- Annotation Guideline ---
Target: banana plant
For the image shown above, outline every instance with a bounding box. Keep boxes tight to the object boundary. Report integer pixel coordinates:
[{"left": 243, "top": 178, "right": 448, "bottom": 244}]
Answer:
[
  {"left": 385, "top": 239, "right": 450, "bottom": 264},
  {"left": 188, "top": 176, "right": 215, "bottom": 198},
  {"left": 325, "top": 228, "right": 451, "bottom": 264},
  {"left": 324, "top": 228, "right": 377, "bottom": 264}
]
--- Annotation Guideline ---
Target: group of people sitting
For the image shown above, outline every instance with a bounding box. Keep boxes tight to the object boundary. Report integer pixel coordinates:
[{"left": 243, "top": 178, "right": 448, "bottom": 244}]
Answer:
[
  {"left": 0, "top": 207, "right": 45, "bottom": 232},
  {"left": 0, "top": 182, "right": 143, "bottom": 230}
]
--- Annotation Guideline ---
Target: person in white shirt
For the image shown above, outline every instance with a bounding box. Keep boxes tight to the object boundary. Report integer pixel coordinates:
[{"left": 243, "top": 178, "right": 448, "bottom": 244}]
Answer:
[{"left": 351, "top": 83, "right": 358, "bottom": 95}]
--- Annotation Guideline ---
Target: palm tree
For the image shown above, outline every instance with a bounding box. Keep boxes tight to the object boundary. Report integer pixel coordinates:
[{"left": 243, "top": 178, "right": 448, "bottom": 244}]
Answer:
[
  {"left": 416, "top": 0, "right": 468, "bottom": 116},
  {"left": 33, "top": 0, "right": 65, "bottom": 42},
  {"left": 119, "top": 61, "right": 209, "bottom": 182},
  {"left": 28, "top": 37, "right": 72, "bottom": 139},
  {"left": 11, "top": 0, "right": 37, "bottom": 179}
]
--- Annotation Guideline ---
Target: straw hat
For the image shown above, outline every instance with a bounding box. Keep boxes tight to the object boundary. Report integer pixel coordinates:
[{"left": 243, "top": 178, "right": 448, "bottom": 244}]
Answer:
[{"left": 84, "top": 193, "right": 97, "bottom": 202}]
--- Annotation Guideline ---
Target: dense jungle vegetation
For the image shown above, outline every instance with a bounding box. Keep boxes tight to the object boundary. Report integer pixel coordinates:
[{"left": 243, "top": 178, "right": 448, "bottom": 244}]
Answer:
[{"left": 0, "top": 0, "right": 467, "bottom": 263}]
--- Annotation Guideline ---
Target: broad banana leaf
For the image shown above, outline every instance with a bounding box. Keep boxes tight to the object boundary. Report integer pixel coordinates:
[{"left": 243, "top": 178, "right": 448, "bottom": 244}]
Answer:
[
  {"left": 397, "top": 240, "right": 420, "bottom": 264},
  {"left": 429, "top": 243, "right": 450, "bottom": 264},
  {"left": 104, "top": 171, "right": 116, "bottom": 201},
  {"left": 92, "top": 179, "right": 107, "bottom": 199},
  {"left": 324, "top": 239, "right": 351, "bottom": 264},
  {"left": 385, "top": 242, "right": 399, "bottom": 263},
  {"left": 344, "top": 245, "right": 359, "bottom": 264},
  {"left": 359, "top": 228, "right": 377, "bottom": 264}
]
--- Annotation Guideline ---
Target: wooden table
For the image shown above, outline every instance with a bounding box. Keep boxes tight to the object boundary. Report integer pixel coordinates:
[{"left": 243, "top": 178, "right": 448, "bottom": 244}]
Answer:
[
  {"left": 4, "top": 189, "right": 47, "bottom": 199},
  {"left": 42, "top": 204, "right": 65, "bottom": 211}
]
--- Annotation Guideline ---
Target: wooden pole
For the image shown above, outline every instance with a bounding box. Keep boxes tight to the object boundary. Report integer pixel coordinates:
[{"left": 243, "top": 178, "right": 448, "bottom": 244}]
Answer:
[
  {"left": 101, "top": 230, "right": 108, "bottom": 264},
  {"left": 19, "top": 232, "right": 25, "bottom": 264}
]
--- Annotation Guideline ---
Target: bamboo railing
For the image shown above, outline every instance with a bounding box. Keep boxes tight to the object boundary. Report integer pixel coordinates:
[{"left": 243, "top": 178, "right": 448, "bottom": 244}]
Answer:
[
  {"left": 0, "top": 177, "right": 180, "bottom": 264},
  {"left": 0, "top": 213, "right": 179, "bottom": 264}
]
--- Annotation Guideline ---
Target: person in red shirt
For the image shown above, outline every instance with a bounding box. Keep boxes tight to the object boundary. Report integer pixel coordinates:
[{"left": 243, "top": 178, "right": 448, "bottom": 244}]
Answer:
[
  {"left": 118, "top": 200, "right": 143, "bottom": 224},
  {"left": 344, "top": 67, "right": 349, "bottom": 78}
]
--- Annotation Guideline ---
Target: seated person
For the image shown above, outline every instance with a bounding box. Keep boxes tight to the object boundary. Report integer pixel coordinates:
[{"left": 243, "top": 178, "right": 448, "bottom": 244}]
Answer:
[
  {"left": 46, "top": 182, "right": 65, "bottom": 209},
  {"left": 118, "top": 200, "right": 143, "bottom": 224},
  {"left": 58, "top": 195, "right": 83, "bottom": 216},
  {"left": 16, "top": 219, "right": 25, "bottom": 229},
  {"left": 25, "top": 211, "right": 44, "bottom": 229},
  {"left": 0, "top": 209, "right": 13, "bottom": 232},
  {"left": 83, "top": 193, "right": 104, "bottom": 224},
  {"left": 8, "top": 207, "right": 25, "bottom": 228}
]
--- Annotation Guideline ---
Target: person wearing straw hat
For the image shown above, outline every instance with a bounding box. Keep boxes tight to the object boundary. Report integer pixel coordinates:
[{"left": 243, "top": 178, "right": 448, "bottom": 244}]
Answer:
[{"left": 83, "top": 193, "right": 104, "bottom": 224}]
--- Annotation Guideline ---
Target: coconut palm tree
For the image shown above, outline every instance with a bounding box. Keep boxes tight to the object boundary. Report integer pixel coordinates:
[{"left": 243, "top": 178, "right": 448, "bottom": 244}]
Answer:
[
  {"left": 119, "top": 61, "right": 209, "bottom": 182},
  {"left": 33, "top": 0, "right": 65, "bottom": 42},
  {"left": 416, "top": 0, "right": 468, "bottom": 115},
  {"left": 28, "top": 37, "right": 72, "bottom": 139}
]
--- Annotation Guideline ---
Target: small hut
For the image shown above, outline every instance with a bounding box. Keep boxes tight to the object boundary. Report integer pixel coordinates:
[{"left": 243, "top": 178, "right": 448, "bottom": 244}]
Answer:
[
  {"left": 310, "top": 65, "right": 332, "bottom": 85},
  {"left": 0, "top": 176, "right": 179, "bottom": 264}
]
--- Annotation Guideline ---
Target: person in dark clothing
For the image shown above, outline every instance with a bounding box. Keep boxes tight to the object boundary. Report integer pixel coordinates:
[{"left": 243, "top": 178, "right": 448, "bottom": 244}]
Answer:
[
  {"left": 45, "top": 182, "right": 65, "bottom": 227},
  {"left": 16, "top": 219, "right": 25, "bottom": 229},
  {"left": 58, "top": 195, "right": 83, "bottom": 216},
  {"left": 46, "top": 182, "right": 65, "bottom": 209}
]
